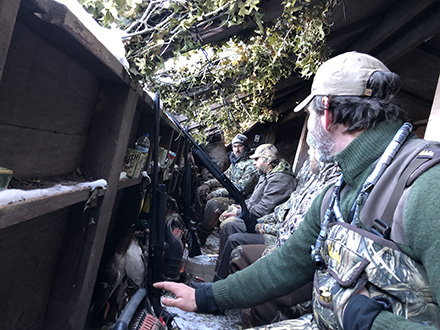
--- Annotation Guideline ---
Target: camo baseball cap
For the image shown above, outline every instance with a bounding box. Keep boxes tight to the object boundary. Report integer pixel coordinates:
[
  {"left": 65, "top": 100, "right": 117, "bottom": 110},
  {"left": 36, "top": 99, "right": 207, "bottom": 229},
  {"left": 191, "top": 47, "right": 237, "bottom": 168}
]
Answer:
[
  {"left": 231, "top": 134, "right": 248, "bottom": 146},
  {"left": 250, "top": 144, "right": 279, "bottom": 162},
  {"left": 294, "top": 51, "right": 390, "bottom": 112}
]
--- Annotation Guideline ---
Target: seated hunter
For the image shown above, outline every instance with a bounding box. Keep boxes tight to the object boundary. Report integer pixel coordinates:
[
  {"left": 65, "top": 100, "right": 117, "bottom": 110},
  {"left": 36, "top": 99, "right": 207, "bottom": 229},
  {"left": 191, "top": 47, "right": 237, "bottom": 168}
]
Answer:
[
  {"left": 196, "top": 134, "right": 259, "bottom": 245},
  {"left": 227, "top": 144, "right": 341, "bottom": 328},
  {"left": 208, "top": 144, "right": 297, "bottom": 277}
]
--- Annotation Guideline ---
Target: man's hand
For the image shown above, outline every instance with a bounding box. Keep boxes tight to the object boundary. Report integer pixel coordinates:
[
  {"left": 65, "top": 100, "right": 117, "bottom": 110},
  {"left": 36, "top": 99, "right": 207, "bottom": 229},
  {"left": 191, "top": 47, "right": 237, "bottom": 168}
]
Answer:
[
  {"left": 223, "top": 204, "right": 241, "bottom": 218},
  {"left": 153, "top": 281, "right": 198, "bottom": 312}
]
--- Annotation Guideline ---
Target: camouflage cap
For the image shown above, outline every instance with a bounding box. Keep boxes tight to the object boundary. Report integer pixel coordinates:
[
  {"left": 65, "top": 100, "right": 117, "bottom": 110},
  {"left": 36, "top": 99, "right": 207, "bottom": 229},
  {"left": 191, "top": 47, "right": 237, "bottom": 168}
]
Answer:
[
  {"left": 294, "top": 51, "right": 390, "bottom": 112},
  {"left": 231, "top": 133, "right": 248, "bottom": 146},
  {"left": 250, "top": 144, "right": 279, "bottom": 162}
]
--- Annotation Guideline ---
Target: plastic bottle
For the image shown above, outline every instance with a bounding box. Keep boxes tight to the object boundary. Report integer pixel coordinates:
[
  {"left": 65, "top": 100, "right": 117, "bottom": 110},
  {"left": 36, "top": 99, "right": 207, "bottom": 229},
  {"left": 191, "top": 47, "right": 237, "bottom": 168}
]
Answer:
[{"left": 135, "top": 133, "right": 150, "bottom": 154}]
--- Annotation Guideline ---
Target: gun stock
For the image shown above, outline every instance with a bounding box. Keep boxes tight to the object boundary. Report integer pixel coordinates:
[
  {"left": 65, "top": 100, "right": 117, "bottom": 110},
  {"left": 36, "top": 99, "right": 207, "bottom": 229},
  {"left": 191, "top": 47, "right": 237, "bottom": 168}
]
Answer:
[{"left": 166, "top": 111, "right": 255, "bottom": 233}]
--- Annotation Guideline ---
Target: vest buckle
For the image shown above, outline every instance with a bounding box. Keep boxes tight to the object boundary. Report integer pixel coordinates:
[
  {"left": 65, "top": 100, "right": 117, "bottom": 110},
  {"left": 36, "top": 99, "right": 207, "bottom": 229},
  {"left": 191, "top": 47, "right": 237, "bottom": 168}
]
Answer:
[{"left": 371, "top": 218, "right": 391, "bottom": 239}]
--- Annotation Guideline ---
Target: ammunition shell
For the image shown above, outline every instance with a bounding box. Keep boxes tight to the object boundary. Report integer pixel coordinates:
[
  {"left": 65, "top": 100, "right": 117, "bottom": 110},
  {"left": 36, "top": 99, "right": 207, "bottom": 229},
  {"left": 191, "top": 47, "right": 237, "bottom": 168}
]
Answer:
[{"left": 319, "top": 286, "right": 332, "bottom": 303}]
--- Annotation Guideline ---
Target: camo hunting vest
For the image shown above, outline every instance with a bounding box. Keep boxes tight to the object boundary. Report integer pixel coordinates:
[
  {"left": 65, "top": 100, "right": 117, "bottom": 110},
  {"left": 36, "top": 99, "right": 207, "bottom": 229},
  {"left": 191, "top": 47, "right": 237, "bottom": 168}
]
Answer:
[{"left": 313, "top": 139, "right": 440, "bottom": 329}]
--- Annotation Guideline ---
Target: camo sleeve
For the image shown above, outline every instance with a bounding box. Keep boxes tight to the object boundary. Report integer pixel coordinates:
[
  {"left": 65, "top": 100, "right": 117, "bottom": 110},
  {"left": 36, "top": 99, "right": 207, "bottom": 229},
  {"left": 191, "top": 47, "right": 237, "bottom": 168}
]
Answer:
[
  {"left": 255, "top": 194, "right": 294, "bottom": 234},
  {"left": 207, "top": 159, "right": 258, "bottom": 198},
  {"left": 212, "top": 192, "right": 325, "bottom": 310},
  {"left": 231, "top": 159, "right": 259, "bottom": 198}
]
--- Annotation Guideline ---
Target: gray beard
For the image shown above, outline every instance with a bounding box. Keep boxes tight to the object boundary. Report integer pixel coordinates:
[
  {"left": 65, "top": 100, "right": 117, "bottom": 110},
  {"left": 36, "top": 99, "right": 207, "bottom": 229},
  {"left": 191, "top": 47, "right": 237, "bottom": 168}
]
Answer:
[
  {"left": 315, "top": 139, "right": 334, "bottom": 163},
  {"left": 311, "top": 118, "right": 335, "bottom": 163}
]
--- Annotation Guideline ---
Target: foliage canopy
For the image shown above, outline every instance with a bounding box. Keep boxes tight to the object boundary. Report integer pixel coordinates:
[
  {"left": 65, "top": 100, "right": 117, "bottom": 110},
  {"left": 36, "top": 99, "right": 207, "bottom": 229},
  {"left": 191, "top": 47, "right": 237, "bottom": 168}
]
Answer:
[{"left": 79, "top": 0, "right": 333, "bottom": 142}]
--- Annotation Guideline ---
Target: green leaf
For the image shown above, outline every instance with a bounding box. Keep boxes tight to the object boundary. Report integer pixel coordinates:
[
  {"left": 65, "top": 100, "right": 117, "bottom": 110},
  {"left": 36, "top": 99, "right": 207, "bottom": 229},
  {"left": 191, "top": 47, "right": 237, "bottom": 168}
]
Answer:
[{"left": 80, "top": 0, "right": 332, "bottom": 137}]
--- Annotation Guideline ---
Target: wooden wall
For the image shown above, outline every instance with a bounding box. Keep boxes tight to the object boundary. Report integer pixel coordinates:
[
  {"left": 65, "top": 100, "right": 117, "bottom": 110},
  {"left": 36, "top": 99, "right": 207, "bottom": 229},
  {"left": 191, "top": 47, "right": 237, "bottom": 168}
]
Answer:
[{"left": 0, "top": 22, "right": 99, "bottom": 178}]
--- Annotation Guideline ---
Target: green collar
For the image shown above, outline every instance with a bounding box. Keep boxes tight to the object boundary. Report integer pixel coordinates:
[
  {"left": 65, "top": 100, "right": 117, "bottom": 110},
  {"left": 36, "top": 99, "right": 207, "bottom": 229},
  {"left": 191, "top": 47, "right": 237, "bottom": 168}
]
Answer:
[{"left": 334, "top": 120, "right": 404, "bottom": 187}]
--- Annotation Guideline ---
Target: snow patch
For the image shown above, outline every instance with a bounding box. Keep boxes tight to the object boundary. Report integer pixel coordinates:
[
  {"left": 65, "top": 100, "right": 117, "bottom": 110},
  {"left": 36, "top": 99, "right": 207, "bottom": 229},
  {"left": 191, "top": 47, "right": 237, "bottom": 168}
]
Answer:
[
  {"left": 165, "top": 306, "right": 242, "bottom": 330},
  {"left": 0, "top": 179, "right": 107, "bottom": 206},
  {"left": 190, "top": 254, "right": 218, "bottom": 267},
  {"left": 78, "top": 179, "right": 108, "bottom": 191},
  {"left": 53, "top": 0, "right": 129, "bottom": 69}
]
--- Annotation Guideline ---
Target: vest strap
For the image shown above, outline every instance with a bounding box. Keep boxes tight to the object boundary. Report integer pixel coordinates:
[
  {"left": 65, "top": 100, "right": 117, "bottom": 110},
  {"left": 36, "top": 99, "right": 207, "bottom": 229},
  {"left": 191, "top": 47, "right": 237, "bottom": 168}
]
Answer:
[{"left": 381, "top": 144, "right": 440, "bottom": 227}]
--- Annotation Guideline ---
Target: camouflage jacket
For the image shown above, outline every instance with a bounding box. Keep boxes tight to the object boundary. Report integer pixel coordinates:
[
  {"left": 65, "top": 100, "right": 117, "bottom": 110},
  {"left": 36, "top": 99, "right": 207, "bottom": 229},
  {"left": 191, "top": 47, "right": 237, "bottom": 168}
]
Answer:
[
  {"left": 206, "top": 150, "right": 258, "bottom": 199},
  {"left": 255, "top": 160, "right": 340, "bottom": 246},
  {"left": 210, "top": 120, "right": 440, "bottom": 330}
]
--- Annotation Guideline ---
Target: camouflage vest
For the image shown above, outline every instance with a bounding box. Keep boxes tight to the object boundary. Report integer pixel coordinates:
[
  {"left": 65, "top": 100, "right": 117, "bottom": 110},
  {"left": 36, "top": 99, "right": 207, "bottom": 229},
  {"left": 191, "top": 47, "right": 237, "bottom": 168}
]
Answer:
[{"left": 313, "top": 139, "right": 440, "bottom": 329}]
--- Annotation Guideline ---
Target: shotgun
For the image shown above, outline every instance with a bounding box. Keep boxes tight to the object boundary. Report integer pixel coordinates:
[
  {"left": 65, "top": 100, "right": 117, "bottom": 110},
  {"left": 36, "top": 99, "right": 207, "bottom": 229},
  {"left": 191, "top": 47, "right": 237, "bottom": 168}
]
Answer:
[{"left": 165, "top": 111, "right": 255, "bottom": 233}]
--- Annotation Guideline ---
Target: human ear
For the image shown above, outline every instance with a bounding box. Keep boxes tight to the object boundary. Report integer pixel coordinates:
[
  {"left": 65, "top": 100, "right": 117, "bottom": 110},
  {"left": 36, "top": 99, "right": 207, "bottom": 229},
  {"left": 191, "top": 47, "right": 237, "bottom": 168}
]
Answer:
[{"left": 323, "top": 108, "right": 333, "bottom": 130}]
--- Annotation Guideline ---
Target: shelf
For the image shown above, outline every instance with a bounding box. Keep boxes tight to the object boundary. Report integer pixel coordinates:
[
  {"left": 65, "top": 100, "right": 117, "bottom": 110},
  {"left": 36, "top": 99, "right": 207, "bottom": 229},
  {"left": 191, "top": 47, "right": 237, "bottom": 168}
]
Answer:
[
  {"left": 118, "top": 176, "right": 144, "bottom": 190},
  {"left": 0, "top": 185, "right": 106, "bottom": 230}
]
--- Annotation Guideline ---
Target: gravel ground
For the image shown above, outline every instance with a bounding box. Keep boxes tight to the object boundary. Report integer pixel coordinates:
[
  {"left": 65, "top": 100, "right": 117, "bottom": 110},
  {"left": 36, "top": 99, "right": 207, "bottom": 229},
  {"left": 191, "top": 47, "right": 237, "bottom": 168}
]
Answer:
[{"left": 164, "top": 227, "right": 243, "bottom": 330}]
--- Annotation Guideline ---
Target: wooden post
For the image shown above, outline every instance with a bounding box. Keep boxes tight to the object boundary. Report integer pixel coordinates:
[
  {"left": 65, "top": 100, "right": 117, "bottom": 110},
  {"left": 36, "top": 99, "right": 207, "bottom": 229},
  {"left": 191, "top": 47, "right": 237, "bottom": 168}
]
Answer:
[
  {"left": 292, "top": 113, "right": 309, "bottom": 175},
  {"left": 0, "top": 0, "right": 20, "bottom": 82},
  {"left": 43, "top": 83, "right": 139, "bottom": 330},
  {"left": 424, "top": 75, "right": 440, "bottom": 142}
]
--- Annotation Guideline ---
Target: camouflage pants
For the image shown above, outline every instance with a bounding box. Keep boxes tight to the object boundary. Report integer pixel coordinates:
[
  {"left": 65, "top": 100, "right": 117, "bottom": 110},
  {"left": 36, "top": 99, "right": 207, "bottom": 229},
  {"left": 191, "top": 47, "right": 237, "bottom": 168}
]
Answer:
[{"left": 249, "top": 313, "right": 318, "bottom": 330}]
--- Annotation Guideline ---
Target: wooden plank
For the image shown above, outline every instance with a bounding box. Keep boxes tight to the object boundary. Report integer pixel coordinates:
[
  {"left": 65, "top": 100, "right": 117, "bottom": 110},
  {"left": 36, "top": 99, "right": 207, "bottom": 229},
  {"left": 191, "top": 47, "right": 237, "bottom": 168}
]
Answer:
[
  {"left": 424, "top": 75, "right": 440, "bottom": 141},
  {"left": 349, "top": 0, "right": 435, "bottom": 53},
  {"left": 0, "top": 23, "right": 99, "bottom": 135},
  {"left": 270, "top": 116, "right": 302, "bottom": 165},
  {"left": 265, "top": 123, "right": 278, "bottom": 145},
  {"left": 44, "top": 83, "right": 139, "bottom": 330},
  {"left": 81, "top": 84, "right": 138, "bottom": 179},
  {"left": 375, "top": 3, "right": 440, "bottom": 64},
  {"left": 43, "top": 202, "right": 98, "bottom": 330},
  {"left": 292, "top": 113, "right": 309, "bottom": 175},
  {"left": 0, "top": 208, "right": 69, "bottom": 330},
  {"left": 0, "top": 125, "right": 87, "bottom": 178},
  {"left": 0, "top": 0, "right": 20, "bottom": 82},
  {"left": 18, "top": 0, "right": 130, "bottom": 84},
  {"left": 0, "top": 21, "right": 102, "bottom": 178},
  {"left": 118, "top": 176, "right": 143, "bottom": 190},
  {"left": 0, "top": 186, "right": 105, "bottom": 230}
]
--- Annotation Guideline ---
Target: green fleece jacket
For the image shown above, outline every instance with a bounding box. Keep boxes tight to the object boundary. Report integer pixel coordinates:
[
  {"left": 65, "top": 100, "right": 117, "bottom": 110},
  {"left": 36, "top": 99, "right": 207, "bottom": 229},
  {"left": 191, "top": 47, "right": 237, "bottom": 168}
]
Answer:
[{"left": 212, "top": 120, "right": 440, "bottom": 329}]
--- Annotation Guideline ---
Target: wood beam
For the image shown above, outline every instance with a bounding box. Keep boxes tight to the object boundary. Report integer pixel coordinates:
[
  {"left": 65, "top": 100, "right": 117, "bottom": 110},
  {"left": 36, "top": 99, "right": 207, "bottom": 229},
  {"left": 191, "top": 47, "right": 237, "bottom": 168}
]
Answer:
[
  {"left": 424, "top": 75, "right": 440, "bottom": 141},
  {"left": 43, "top": 83, "right": 139, "bottom": 330},
  {"left": 327, "top": 16, "right": 375, "bottom": 46},
  {"left": 292, "top": 113, "right": 309, "bottom": 174},
  {"left": 191, "top": 0, "right": 284, "bottom": 45},
  {"left": 19, "top": 0, "right": 130, "bottom": 84},
  {"left": 348, "top": 0, "right": 435, "bottom": 54},
  {"left": 375, "top": 3, "right": 440, "bottom": 64},
  {"left": 0, "top": 0, "right": 20, "bottom": 82}
]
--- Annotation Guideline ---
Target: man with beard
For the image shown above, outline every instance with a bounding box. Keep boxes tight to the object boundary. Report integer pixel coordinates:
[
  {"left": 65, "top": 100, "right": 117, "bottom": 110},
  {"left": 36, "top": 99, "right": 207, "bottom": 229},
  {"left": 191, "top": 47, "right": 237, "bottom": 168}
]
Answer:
[
  {"left": 196, "top": 134, "right": 259, "bottom": 245},
  {"left": 154, "top": 52, "right": 440, "bottom": 329}
]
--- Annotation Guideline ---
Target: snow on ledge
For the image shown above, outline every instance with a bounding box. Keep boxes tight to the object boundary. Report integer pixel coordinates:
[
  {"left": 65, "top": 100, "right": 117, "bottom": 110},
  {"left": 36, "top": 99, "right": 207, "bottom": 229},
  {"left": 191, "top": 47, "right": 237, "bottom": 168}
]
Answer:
[
  {"left": 53, "top": 0, "right": 129, "bottom": 69},
  {"left": 0, "top": 179, "right": 107, "bottom": 206}
]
